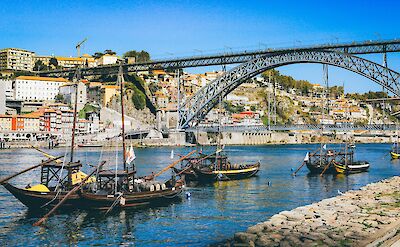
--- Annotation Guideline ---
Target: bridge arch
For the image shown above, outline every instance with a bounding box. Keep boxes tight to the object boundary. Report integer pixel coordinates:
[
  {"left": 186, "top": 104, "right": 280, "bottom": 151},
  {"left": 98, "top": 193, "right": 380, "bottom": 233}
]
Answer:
[{"left": 179, "top": 50, "right": 400, "bottom": 128}]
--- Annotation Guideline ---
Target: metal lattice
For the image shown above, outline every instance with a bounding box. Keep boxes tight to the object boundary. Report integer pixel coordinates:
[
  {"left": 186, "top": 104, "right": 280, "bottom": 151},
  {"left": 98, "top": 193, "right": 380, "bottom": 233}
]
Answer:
[
  {"left": 179, "top": 51, "right": 400, "bottom": 128},
  {"left": 38, "top": 39, "right": 400, "bottom": 77}
]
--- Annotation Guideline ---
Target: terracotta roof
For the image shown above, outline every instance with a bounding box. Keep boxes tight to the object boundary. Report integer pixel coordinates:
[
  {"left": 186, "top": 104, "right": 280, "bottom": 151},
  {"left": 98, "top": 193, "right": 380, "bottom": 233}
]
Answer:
[{"left": 16, "top": 76, "right": 69, "bottom": 83}]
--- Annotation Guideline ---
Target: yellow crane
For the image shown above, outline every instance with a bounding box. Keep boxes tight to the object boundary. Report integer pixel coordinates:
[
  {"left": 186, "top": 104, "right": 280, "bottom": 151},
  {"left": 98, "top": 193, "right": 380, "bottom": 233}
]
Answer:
[{"left": 76, "top": 38, "right": 88, "bottom": 57}]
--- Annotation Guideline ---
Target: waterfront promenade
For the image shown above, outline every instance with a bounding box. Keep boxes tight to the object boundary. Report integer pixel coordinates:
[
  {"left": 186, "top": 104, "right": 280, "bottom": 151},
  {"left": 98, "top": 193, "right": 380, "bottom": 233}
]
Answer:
[{"left": 233, "top": 176, "right": 400, "bottom": 246}]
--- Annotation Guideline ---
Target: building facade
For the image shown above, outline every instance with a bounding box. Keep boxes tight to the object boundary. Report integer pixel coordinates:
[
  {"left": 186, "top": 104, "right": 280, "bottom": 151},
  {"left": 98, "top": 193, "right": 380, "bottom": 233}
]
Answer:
[
  {"left": 13, "top": 76, "right": 68, "bottom": 102},
  {"left": 0, "top": 48, "right": 35, "bottom": 71},
  {"left": 59, "top": 81, "right": 87, "bottom": 111}
]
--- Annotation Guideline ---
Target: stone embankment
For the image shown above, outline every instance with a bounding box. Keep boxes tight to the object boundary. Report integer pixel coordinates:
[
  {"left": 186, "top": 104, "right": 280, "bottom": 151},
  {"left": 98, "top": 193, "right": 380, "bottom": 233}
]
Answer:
[{"left": 234, "top": 176, "right": 400, "bottom": 246}]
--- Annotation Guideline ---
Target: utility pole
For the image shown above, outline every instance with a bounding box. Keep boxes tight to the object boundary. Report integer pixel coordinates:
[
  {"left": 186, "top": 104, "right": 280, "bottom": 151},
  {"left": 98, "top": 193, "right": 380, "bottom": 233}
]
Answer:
[
  {"left": 268, "top": 71, "right": 271, "bottom": 130},
  {"left": 273, "top": 76, "right": 277, "bottom": 125}
]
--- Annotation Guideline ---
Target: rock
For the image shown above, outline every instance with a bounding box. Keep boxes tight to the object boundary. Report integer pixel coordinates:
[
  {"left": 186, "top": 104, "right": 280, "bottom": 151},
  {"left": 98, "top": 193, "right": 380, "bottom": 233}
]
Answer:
[
  {"left": 255, "top": 235, "right": 276, "bottom": 246},
  {"left": 247, "top": 224, "right": 265, "bottom": 234},
  {"left": 280, "top": 211, "right": 304, "bottom": 221},
  {"left": 234, "top": 232, "right": 257, "bottom": 244}
]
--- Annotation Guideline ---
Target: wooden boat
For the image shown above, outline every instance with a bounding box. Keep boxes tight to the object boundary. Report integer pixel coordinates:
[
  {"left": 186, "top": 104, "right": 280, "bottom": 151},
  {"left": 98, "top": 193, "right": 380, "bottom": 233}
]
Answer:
[
  {"left": 192, "top": 156, "right": 260, "bottom": 182},
  {"left": 69, "top": 63, "right": 187, "bottom": 212},
  {"left": 305, "top": 149, "right": 338, "bottom": 174},
  {"left": 333, "top": 161, "right": 370, "bottom": 174},
  {"left": 390, "top": 151, "right": 400, "bottom": 159},
  {"left": 78, "top": 143, "right": 103, "bottom": 148}
]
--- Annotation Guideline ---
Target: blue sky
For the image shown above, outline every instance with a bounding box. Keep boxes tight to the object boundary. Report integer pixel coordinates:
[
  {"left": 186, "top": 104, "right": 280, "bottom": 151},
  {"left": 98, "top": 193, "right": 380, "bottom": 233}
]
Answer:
[{"left": 1, "top": 0, "right": 400, "bottom": 93}]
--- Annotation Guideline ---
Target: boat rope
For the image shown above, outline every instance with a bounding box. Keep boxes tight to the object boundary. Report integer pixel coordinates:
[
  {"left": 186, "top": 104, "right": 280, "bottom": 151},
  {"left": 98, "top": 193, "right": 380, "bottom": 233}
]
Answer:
[{"left": 41, "top": 146, "right": 69, "bottom": 208}]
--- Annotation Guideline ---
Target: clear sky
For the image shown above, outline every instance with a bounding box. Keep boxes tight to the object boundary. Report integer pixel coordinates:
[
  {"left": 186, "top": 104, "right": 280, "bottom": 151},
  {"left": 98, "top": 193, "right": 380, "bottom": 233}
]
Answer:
[{"left": 1, "top": 0, "right": 400, "bottom": 93}]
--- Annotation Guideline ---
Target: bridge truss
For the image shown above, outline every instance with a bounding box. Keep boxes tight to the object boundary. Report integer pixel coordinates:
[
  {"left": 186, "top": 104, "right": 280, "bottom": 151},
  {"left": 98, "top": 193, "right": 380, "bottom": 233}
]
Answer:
[{"left": 179, "top": 51, "right": 400, "bottom": 128}]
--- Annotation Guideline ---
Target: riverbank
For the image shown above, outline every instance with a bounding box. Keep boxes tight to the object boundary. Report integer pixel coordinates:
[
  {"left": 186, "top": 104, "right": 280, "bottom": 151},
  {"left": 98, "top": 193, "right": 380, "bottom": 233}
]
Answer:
[{"left": 232, "top": 176, "right": 400, "bottom": 246}]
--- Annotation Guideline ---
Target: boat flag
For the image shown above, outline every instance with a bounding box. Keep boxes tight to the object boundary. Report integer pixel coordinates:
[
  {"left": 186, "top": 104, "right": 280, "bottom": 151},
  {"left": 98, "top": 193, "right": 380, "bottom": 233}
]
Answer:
[
  {"left": 126, "top": 145, "right": 136, "bottom": 164},
  {"left": 322, "top": 144, "right": 327, "bottom": 150},
  {"left": 304, "top": 152, "right": 309, "bottom": 162},
  {"left": 170, "top": 150, "right": 174, "bottom": 159}
]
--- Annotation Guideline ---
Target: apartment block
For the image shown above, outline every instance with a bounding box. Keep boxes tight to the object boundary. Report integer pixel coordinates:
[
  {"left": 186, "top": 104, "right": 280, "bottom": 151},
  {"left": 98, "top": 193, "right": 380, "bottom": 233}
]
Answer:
[{"left": 0, "top": 48, "right": 35, "bottom": 71}]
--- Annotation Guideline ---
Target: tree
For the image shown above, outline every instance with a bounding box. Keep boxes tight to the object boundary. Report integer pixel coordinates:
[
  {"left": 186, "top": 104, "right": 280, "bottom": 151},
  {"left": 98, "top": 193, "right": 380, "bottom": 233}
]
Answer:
[
  {"left": 49, "top": 57, "right": 58, "bottom": 68},
  {"left": 131, "top": 86, "right": 146, "bottom": 110},
  {"left": 93, "top": 52, "right": 104, "bottom": 59},
  {"left": 33, "top": 60, "right": 48, "bottom": 71},
  {"left": 55, "top": 93, "right": 64, "bottom": 103},
  {"left": 123, "top": 50, "right": 150, "bottom": 63},
  {"left": 104, "top": 49, "right": 116, "bottom": 55}
]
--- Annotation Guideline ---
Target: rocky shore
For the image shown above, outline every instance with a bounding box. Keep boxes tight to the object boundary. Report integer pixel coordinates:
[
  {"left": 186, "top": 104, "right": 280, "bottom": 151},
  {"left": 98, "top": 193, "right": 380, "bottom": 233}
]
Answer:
[{"left": 233, "top": 176, "right": 400, "bottom": 246}]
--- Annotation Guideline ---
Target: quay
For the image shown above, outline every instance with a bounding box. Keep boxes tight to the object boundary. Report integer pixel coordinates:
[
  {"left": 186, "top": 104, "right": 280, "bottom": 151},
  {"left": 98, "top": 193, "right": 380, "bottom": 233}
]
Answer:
[{"left": 233, "top": 176, "right": 400, "bottom": 246}]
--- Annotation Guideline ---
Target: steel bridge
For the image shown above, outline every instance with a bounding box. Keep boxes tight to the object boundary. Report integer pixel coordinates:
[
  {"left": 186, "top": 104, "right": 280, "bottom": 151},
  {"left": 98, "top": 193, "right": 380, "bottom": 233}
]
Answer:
[
  {"left": 179, "top": 50, "right": 400, "bottom": 128},
  {"left": 37, "top": 39, "right": 400, "bottom": 129},
  {"left": 38, "top": 39, "right": 400, "bottom": 78},
  {"left": 185, "top": 124, "right": 398, "bottom": 132}
]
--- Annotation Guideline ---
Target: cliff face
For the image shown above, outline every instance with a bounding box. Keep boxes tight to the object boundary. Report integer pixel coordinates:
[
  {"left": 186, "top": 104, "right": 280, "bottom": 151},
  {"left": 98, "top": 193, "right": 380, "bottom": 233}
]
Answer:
[{"left": 108, "top": 91, "right": 156, "bottom": 127}]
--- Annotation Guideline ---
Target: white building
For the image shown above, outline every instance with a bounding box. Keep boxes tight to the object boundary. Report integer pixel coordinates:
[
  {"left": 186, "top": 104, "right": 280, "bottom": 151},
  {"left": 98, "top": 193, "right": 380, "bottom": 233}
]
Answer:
[
  {"left": 0, "top": 83, "right": 5, "bottom": 114},
  {"left": 13, "top": 76, "right": 68, "bottom": 102},
  {"left": 0, "top": 79, "right": 13, "bottom": 99},
  {"left": 0, "top": 48, "right": 35, "bottom": 71},
  {"left": 59, "top": 81, "right": 87, "bottom": 111},
  {"left": 97, "top": 54, "right": 118, "bottom": 65}
]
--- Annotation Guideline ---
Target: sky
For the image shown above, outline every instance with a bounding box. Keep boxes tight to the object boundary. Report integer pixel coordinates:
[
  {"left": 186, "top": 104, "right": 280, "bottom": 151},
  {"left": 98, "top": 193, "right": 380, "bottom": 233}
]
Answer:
[{"left": 1, "top": 0, "right": 400, "bottom": 93}]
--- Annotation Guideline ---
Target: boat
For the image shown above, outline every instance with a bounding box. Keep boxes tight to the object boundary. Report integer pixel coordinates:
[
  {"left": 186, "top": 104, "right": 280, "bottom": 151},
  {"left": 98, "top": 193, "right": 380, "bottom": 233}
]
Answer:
[
  {"left": 333, "top": 161, "right": 370, "bottom": 174},
  {"left": 1, "top": 68, "right": 95, "bottom": 211},
  {"left": 72, "top": 62, "right": 186, "bottom": 211},
  {"left": 390, "top": 151, "right": 400, "bottom": 159},
  {"left": 190, "top": 154, "right": 260, "bottom": 182},
  {"left": 304, "top": 148, "right": 338, "bottom": 174},
  {"left": 78, "top": 143, "right": 103, "bottom": 148}
]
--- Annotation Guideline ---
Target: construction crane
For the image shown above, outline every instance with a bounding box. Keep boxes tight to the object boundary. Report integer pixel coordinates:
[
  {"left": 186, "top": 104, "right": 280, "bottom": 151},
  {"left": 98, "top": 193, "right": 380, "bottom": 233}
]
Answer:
[{"left": 76, "top": 38, "right": 88, "bottom": 57}]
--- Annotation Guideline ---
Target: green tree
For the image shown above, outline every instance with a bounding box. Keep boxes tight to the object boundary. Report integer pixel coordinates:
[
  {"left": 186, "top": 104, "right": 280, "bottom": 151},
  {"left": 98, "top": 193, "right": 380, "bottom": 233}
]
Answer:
[
  {"left": 49, "top": 57, "right": 58, "bottom": 68},
  {"left": 104, "top": 49, "right": 116, "bottom": 55},
  {"left": 131, "top": 85, "right": 146, "bottom": 110},
  {"left": 55, "top": 93, "right": 64, "bottom": 103},
  {"left": 93, "top": 52, "right": 104, "bottom": 59},
  {"left": 33, "top": 60, "right": 48, "bottom": 71},
  {"left": 123, "top": 50, "right": 150, "bottom": 63}
]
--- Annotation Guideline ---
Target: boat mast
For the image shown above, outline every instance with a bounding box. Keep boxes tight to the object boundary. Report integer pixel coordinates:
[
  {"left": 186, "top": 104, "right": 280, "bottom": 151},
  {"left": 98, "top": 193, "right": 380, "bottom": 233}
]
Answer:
[
  {"left": 320, "top": 65, "right": 328, "bottom": 166},
  {"left": 118, "top": 62, "right": 127, "bottom": 171},
  {"left": 70, "top": 67, "right": 80, "bottom": 163}
]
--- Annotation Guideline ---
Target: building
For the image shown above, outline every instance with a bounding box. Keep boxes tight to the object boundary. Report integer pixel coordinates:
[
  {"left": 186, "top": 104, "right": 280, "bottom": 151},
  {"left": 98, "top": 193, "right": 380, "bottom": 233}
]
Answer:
[
  {"left": 0, "top": 48, "right": 35, "bottom": 71},
  {"left": 97, "top": 54, "right": 118, "bottom": 65},
  {"left": 59, "top": 81, "right": 87, "bottom": 111},
  {"left": 0, "top": 79, "right": 13, "bottom": 99},
  {"left": 33, "top": 54, "right": 96, "bottom": 69},
  {"left": 13, "top": 76, "right": 68, "bottom": 102},
  {"left": 0, "top": 82, "right": 5, "bottom": 114},
  {"left": 101, "top": 85, "right": 119, "bottom": 107},
  {"left": 0, "top": 115, "right": 12, "bottom": 131},
  {"left": 86, "top": 82, "right": 103, "bottom": 106}
]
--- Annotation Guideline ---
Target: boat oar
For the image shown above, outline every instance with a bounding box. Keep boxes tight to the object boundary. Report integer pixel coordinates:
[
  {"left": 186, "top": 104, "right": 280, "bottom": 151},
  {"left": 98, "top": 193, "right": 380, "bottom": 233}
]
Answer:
[
  {"left": 291, "top": 161, "right": 306, "bottom": 176},
  {"left": 319, "top": 160, "right": 333, "bottom": 176},
  {"left": 0, "top": 155, "right": 64, "bottom": 185},
  {"left": 153, "top": 150, "right": 196, "bottom": 178},
  {"left": 33, "top": 161, "right": 106, "bottom": 227},
  {"left": 31, "top": 146, "right": 63, "bottom": 164}
]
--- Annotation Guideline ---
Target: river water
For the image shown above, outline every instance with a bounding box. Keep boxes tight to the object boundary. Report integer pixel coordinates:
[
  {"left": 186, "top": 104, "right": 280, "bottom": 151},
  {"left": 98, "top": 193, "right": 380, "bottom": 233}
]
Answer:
[{"left": 0, "top": 144, "right": 399, "bottom": 246}]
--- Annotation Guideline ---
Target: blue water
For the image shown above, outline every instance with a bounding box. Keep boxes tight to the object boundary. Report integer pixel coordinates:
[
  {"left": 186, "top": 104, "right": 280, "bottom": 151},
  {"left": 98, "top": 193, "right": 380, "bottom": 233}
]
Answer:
[{"left": 0, "top": 144, "right": 399, "bottom": 246}]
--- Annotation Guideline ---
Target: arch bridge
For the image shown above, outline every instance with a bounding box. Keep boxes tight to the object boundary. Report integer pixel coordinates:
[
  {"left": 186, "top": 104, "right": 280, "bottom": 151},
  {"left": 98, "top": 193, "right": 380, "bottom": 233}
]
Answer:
[{"left": 178, "top": 50, "right": 400, "bottom": 128}]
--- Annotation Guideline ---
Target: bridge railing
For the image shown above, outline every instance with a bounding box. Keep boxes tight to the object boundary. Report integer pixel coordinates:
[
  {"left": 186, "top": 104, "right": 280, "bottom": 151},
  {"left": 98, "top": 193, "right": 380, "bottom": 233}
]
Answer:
[{"left": 185, "top": 124, "right": 398, "bottom": 132}]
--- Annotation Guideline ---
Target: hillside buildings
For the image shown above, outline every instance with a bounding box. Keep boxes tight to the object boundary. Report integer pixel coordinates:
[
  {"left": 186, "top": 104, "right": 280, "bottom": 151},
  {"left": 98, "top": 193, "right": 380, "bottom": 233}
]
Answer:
[
  {"left": 0, "top": 48, "right": 35, "bottom": 71},
  {"left": 59, "top": 81, "right": 87, "bottom": 111}
]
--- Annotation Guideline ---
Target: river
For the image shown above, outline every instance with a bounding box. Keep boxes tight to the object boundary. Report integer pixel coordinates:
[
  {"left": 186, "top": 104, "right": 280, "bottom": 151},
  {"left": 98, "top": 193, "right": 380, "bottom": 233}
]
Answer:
[{"left": 0, "top": 144, "right": 399, "bottom": 246}]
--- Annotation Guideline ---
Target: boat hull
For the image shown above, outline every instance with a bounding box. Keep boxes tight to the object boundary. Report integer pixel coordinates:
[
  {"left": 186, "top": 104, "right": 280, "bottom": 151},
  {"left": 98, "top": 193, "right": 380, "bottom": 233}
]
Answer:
[
  {"left": 79, "top": 188, "right": 182, "bottom": 209},
  {"left": 193, "top": 163, "right": 260, "bottom": 182},
  {"left": 334, "top": 162, "right": 370, "bottom": 174},
  {"left": 390, "top": 152, "right": 400, "bottom": 159},
  {"left": 306, "top": 162, "right": 337, "bottom": 174},
  {"left": 2, "top": 183, "right": 81, "bottom": 210}
]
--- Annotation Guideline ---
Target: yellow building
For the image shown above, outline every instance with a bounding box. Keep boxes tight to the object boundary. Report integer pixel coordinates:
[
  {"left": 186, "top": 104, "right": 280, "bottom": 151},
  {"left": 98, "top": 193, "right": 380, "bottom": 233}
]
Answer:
[
  {"left": 0, "top": 48, "right": 35, "bottom": 71},
  {"left": 33, "top": 54, "right": 96, "bottom": 68},
  {"left": 101, "top": 85, "right": 120, "bottom": 107}
]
